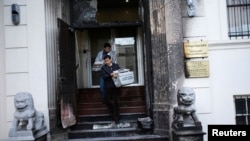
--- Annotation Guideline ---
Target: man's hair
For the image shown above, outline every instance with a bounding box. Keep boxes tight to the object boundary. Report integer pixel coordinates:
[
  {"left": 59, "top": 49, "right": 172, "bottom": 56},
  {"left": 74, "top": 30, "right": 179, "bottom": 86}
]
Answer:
[
  {"left": 103, "top": 55, "right": 111, "bottom": 60},
  {"left": 104, "top": 43, "right": 111, "bottom": 48}
]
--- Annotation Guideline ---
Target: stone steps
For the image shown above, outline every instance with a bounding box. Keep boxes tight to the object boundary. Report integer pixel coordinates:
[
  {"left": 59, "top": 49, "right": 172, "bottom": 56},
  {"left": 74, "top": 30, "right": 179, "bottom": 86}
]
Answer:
[
  {"left": 77, "top": 86, "right": 147, "bottom": 116},
  {"left": 68, "top": 87, "right": 169, "bottom": 140},
  {"left": 68, "top": 115, "right": 168, "bottom": 141},
  {"left": 68, "top": 135, "right": 168, "bottom": 141}
]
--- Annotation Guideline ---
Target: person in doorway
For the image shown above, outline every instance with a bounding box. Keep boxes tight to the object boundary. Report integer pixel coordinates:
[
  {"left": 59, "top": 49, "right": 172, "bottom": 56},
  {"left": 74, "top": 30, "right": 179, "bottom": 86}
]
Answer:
[
  {"left": 94, "top": 43, "right": 116, "bottom": 100},
  {"left": 101, "top": 55, "right": 120, "bottom": 123}
]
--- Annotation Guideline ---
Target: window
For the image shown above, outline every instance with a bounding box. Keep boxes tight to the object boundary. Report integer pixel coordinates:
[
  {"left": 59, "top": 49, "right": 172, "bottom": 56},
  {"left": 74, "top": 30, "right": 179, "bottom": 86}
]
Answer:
[
  {"left": 114, "top": 27, "right": 139, "bottom": 84},
  {"left": 234, "top": 95, "right": 250, "bottom": 125},
  {"left": 227, "top": 0, "right": 250, "bottom": 39}
]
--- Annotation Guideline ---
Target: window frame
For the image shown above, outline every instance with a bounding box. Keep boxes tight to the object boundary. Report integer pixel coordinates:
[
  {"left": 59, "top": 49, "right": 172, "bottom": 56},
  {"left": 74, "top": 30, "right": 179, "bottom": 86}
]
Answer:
[
  {"left": 234, "top": 95, "right": 250, "bottom": 125},
  {"left": 226, "top": 0, "right": 250, "bottom": 39}
]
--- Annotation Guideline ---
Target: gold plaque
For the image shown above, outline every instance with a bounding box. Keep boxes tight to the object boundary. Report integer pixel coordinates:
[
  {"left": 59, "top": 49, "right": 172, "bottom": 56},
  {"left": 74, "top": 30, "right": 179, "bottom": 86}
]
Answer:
[
  {"left": 184, "top": 41, "right": 208, "bottom": 58},
  {"left": 185, "top": 61, "right": 210, "bottom": 78}
]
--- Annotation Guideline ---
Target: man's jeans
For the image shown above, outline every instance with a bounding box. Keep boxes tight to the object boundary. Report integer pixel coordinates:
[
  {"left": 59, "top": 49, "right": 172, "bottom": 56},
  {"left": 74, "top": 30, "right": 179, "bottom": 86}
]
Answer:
[{"left": 100, "top": 77, "right": 105, "bottom": 98}]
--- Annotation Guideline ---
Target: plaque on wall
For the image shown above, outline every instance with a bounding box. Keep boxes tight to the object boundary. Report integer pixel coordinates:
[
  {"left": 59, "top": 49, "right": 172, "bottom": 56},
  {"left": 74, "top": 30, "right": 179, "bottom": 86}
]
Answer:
[
  {"left": 184, "top": 41, "right": 208, "bottom": 58},
  {"left": 185, "top": 61, "right": 210, "bottom": 78}
]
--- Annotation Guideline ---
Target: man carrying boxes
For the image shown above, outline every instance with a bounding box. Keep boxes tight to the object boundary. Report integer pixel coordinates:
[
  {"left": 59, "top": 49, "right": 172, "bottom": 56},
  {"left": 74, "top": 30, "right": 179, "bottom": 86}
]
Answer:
[
  {"left": 101, "top": 54, "right": 135, "bottom": 124},
  {"left": 101, "top": 55, "right": 121, "bottom": 124},
  {"left": 94, "top": 42, "right": 116, "bottom": 100}
]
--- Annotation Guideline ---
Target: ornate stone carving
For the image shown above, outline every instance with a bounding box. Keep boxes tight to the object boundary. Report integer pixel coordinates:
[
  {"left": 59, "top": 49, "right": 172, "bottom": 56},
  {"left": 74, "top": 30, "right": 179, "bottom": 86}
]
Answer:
[
  {"left": 173, "top": 87, "right": 201, "bottom": 128},
  {"left": 8, "top": 92, "right": 48, "bottom": 140},
  {"left": 172, "top": 87, "right": 205, "bottom": 141},
  {"left": 187, "top": 0, "right": 196, "bottom": 17}
]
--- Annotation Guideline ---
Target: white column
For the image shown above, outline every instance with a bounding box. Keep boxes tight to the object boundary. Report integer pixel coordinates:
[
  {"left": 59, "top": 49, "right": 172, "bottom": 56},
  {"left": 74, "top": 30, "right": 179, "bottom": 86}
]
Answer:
[
  {"left": 26, "top": 0, "right": 49, "bottom": 127},
  {"left": 0, "top": 0, "right": 7, "bottom": 139}
]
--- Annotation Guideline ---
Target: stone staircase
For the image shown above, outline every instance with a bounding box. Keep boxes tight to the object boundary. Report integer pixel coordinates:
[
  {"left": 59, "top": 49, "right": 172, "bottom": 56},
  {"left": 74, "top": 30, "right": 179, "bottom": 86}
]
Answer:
[{"left": 68, "top": 86, "right": 168, "bottom": 141}]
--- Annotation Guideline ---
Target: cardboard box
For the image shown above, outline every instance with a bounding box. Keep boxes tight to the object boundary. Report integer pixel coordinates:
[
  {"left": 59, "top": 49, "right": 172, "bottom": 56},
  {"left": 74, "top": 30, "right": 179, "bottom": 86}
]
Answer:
[{"left": 112, "top": 70, "right": 134, "bottom": 87}]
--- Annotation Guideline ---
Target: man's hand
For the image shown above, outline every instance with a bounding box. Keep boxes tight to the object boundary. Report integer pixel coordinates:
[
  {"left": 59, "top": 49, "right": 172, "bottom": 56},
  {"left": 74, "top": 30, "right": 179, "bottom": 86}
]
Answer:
[{"left": 111, "top": 73, "right": 118, "bottom": 78}]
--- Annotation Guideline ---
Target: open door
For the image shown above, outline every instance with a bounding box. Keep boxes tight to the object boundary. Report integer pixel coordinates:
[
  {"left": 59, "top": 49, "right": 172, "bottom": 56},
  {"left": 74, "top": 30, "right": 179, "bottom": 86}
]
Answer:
[{"left": 58, "top": 18, "right": 77, "bottom": 128}]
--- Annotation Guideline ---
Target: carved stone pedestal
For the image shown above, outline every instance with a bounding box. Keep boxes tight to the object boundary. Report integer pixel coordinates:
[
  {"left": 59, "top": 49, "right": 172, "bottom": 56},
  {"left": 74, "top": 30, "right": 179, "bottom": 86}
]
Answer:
[
  {"left": 172, "top": 126, "right": 206, "bottom": 141},
  {"left": 171, "top": 87, "right": 206, "bottom": 141},
  {"left": 8, "top": 126, "right": 48, "bottom": 141}
]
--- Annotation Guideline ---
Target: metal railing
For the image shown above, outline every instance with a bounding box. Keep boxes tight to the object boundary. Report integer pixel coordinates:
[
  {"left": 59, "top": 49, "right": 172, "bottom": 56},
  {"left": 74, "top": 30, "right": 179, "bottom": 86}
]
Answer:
[
  {"left": 227, "top": 0, "right": 250, "bottom": 39},
  {"left": 234, "top": 95, "right": 250, "bottom": 125}
]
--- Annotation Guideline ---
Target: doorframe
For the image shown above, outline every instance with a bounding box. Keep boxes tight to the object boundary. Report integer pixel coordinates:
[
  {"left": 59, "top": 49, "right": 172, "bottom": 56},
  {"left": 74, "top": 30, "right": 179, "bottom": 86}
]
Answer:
[{"left": 81, "top": 27, "right": 145, "bottom": 88}]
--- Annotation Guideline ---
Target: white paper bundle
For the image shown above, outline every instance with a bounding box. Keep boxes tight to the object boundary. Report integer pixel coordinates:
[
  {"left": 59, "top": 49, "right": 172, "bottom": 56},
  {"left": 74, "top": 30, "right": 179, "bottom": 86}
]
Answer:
[
  {"left": 112, "top": 70, "right": 134, "bottom": 87},
  {"left": 92, "top": 61, "right": 104, "bottom": 71}
]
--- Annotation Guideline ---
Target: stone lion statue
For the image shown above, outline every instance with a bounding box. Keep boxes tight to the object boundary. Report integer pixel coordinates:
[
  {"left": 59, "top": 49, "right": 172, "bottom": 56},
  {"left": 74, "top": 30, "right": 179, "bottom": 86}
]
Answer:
[
  {"left": 173, "top": 87, "right": 201, "bottom": 128},
  {"left": 10, "top": 92, "right": 45, "bottom": 131}
]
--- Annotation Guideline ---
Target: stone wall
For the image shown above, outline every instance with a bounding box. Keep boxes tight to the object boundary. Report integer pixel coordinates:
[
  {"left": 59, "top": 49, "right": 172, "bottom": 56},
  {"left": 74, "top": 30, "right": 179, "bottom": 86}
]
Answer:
[
  {"left": 146, "top": 0, "right": 185, "bottom": 136},
  {"left": 0, "top": 0, "right": 7, "bottom": 139},
  {"left": 0, "top": 0, "right": 49, "bottom": 139}
]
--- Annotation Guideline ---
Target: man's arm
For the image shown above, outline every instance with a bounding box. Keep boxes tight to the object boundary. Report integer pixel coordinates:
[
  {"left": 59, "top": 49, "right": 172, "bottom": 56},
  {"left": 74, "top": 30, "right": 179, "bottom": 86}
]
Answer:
[{"left": 101, "top": 66, "right": 112, "bottom": 79}]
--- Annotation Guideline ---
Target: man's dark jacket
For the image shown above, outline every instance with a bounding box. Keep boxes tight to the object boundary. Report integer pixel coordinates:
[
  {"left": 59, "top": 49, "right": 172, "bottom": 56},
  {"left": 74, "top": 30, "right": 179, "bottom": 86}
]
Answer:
[{"left": 101, "top": 63, "right": 120, "bottom": 88}]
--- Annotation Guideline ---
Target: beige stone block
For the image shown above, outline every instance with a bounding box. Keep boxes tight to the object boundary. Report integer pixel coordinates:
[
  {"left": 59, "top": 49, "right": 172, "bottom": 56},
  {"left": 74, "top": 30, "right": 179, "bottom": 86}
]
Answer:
[
  {"left": 5, "top": 48, "right": 28, "bottom": 73},
  {"left": 182, "top": 17, "right": 206, "bottom": 37},
  {"left": 0, "top": 51, "right": 4, "bottom": 94},
  {"left": 6, "top": 96, "right": 15, "bottom": 122},
  {"left": 194, "top": 88, "right": 211, "bottom": 114},
  {"left": 3, "top": 0, "right": 26, "bottom": 6},
  {"left": 0, "top": 14, "right": 4, "bottom": 50},
  {"left": 183, "top": 78, "right": 209, "bottom": 88},
  {"left": 6, "top": 73, "right": 29, "bottom": 96},
  {"left": 4, "top": 6, "right": 27, "bottom": 25},
  {"left": 0, "top": 76, "right": 4, "bottom": 96},
  {"left": 0, "top": 92, "right": 7, "bottom": 139},
  {"left": 5, "top": 26, "right": 27, "bottom": 48},
  {"left": 204, "top": 0, "right": 223, "bottom": 40},
  {"left": 0, "top": 122, "right": 10, "bottom": 140}
]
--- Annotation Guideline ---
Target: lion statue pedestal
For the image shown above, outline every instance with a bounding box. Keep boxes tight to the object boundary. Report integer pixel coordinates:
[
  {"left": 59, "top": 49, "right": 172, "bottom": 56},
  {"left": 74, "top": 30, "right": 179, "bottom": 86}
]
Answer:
[
  {"left": 8, "top": 92, "right": 48, "bottom": 141},
  {"left": 172, "top": 87, "right": 205, "bottom": 141}
]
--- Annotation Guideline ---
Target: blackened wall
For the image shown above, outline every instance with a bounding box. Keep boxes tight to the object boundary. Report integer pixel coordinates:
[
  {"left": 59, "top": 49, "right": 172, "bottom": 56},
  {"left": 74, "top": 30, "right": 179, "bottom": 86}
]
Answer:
[
  {"left": 141, "top": 0, "right": 154, "bottom": 117},
  {"left": 45, "top": 0, "right": 71, "bottom": 130},
  {"left": 143, "top": 0, "right": 185, "bottom": 136}
]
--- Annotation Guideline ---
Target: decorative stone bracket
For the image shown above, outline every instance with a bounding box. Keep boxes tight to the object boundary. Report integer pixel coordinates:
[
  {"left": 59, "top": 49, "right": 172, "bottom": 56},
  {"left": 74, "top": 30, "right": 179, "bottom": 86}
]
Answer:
[{"left": 186, "top": 0, "right": 196, "bottom": 17}]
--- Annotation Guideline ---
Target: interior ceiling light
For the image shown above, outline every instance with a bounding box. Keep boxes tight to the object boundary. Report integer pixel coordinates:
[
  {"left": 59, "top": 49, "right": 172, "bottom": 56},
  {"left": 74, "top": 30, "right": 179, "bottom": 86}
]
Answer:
[{"left": 126, "top": 0, "right": 129, "bottom": 3}]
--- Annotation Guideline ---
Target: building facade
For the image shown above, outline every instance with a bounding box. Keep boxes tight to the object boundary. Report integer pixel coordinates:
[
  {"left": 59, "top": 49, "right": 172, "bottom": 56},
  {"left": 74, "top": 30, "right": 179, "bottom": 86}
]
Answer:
[{"left": 0, "top": 0, "right": 250, "bottom": 141}]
